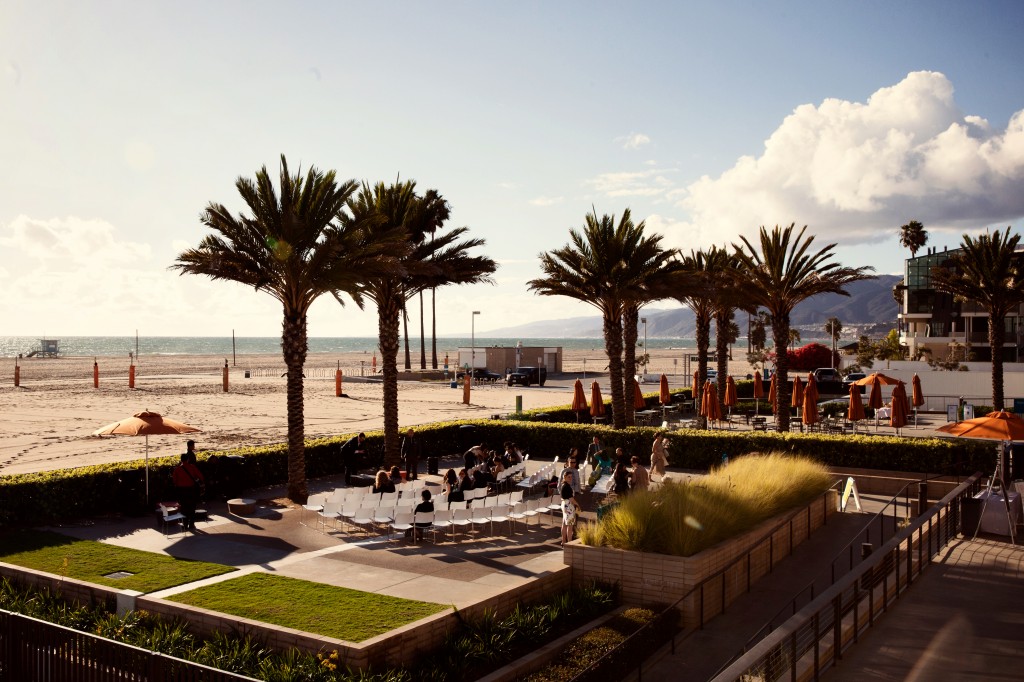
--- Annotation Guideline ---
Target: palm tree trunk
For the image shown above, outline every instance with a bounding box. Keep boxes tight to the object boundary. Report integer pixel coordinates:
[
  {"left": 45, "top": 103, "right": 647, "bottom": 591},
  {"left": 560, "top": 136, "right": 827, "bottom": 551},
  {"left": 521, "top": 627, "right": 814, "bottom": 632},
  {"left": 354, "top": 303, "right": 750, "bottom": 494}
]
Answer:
[
  {"left": 622, "top": 306, "right": 639, "bottom": 426},
  {"left": 989, "top": 311, "right": 1006, "bottom": 409},
  {"left": 603, "top": 312, "right": 626, "bottom": 429},
  {"left": 419, "top": 291, "right": 427, "bottom": 369},
  {"left": 281, "top": 313, "right": 309, "bottom": 503},
  {"left": 773, "top": 314, "right": 792, "bottom": 432},
  {"left": 715, "top": 308, "right": 730, "bottom": 414},
  {"left": 695, "top": 309, "right": 711, "bottom": 429},
  {"left": 379, "top": 298, "right": 403, "bottom": 467},
  {"left": 402, "top": 301, "right": 411, "bottom": 370},
  {"left": 431, "top": 287, "right": 438, "bottom": 369}
]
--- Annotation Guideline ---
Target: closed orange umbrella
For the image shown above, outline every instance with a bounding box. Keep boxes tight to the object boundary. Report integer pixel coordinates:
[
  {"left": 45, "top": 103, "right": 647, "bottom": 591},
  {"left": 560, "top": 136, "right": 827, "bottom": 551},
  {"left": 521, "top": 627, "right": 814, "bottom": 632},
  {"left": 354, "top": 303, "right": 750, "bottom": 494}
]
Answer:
[
  {"left": 867, "top": 375, "right": 883, "bottom": 410},
  {"left": 571, "top": 379, "right": 588, "bottom": 422},
  {"left": 890, "top": 382, "right": 909, "bottom": 433},
  {"left": 804, "top": 373, "right": 819, "bottom": 405},
  {"left": 724, "top": 376, "right": 738, "bottom": 407},
  {"left": 659, "top": 374, "right": 671, "bottom": 406},
  {"left": 768, "top": 372, "right": 777, "bottom": 406},
  {"left": 802, "top": 373, "right": 819, "bottom": 427},
  {"left": 702, "top": 381, "right": 721, "bottom": 423},
  {"left": 791, "top": 375, "right": 804, "bottom": 408},
  {"left": 633, "top": 379, "right": 647, "bottom": 410},
  {"left": 753, "top": 372, "right": 764, "bottom": 399},
  {"left": 692, "top": 370, "right": 700, "bottom": 401},
  {"left": 911, "top": 374, "right": 924, "bottom": 408},
  {"left": 590, "top": 381, "right": 606, "bottom": 419},
  {"left": 847, "top": 384, "right": 866, "bottom": 423}
]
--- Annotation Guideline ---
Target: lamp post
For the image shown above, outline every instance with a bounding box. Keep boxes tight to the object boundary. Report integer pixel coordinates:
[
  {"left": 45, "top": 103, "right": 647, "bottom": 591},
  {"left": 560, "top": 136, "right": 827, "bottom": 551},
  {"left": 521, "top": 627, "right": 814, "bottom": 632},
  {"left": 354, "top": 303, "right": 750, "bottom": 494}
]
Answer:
[
  {"left": 829, "top": 319, "right": 836, "bottom": 369},
  {"left": 471, "top": 311, "right": 480, "bottom": 382},
  {"left": 641, "top": 317, "right": 647, "bottom": 374}
]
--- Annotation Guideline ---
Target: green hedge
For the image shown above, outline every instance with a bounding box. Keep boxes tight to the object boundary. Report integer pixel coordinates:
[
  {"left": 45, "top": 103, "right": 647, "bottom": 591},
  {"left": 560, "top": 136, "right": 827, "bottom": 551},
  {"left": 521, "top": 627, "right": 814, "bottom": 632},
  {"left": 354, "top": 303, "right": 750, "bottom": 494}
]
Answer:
[{"left": 0, "top": 415, "right": 993, "bottom": 528}]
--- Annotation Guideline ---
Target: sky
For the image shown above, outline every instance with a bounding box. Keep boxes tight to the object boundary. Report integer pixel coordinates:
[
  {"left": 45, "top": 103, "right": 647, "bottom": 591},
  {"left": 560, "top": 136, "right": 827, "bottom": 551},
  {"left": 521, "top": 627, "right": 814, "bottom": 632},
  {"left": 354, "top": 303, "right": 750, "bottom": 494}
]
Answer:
[{"left": 2, "top": 1, "right": 1024, "bottom": 339}]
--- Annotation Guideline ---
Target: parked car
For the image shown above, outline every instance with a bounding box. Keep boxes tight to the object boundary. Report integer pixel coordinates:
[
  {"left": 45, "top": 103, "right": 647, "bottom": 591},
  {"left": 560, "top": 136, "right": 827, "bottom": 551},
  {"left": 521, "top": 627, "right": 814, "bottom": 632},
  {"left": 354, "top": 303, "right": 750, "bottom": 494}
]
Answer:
[
  {"left": 842, "top": 372, "right": 867, "bottom": 394},
  {"left": 507, "top": 366, "right": 547, "bottom": 387},
  {"left": 813, "top": 368, "right": 841, "bottom": 383},
  {"left": 456, "top": 368, "right": 502, "bottom": 383}
]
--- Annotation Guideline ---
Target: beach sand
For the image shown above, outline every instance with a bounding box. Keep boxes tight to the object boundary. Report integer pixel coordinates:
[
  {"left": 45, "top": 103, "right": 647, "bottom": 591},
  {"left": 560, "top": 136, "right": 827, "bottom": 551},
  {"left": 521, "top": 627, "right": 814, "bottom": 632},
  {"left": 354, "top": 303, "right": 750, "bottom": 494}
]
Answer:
[{"left": 1, "top": 347, "right": 753, "bottom": 476}]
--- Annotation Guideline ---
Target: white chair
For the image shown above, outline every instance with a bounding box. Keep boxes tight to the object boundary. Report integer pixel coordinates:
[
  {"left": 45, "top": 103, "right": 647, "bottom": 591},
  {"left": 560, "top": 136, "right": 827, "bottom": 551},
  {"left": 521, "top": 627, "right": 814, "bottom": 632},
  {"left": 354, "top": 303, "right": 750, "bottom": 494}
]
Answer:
[
  {"left": 379, "top": 491, "right": 399, "bottom": 506},
  {"left": 509, "top": 490, "right": 524, "bottom": 504},
  {"left": 396, "top": 496, "right": 417, "bottom": 508},
  {"left": 158, "top": 503, "right": 184, "bottom": 534},
  {"left": 521, "top": 497, "right": 543, "bottom": 526},
  {"left": 484, "top": 495, "right": 499, "bottom": 508},
  {"left": 411, "top": 511, "right": 435, "bottom": 542},
  {"left": 318, "top": 498, "right": 343, "bottom": 532},
  {"left": 448, "top": 499, "right": 468, "bottom": 511},
  {"left": 470, "top": 506, "right": 492, "bottom": 535},
  {"left": 372, "top": 505, "right": 395, "bottom": 529},
  {"left": 432, "top": 509, "right": 453, "bottom": 542},
  {"left": 450, "top": 508, "right": 473, "bottom": 542},
  {"left": 389, "top": 510, "right": 414, "bottom": 540},
  {"left": 301, "top": 493, "right": 327, "bottom": 527},
  {"left": 489, "top": 504, "right": 511, "bottom": 536},
  {"left": 349, "top": 507, "right": 377, "bottom": 534},
  {"left": 508, "top": 500, "right": 529, "bottom": 533}
]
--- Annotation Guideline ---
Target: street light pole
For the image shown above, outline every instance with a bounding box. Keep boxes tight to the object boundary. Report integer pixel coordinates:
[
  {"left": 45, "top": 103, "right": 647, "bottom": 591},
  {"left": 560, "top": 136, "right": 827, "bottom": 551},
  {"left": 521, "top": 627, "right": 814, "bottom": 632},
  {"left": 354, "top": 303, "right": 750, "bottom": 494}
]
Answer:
[{"left": 471, "top": 310, "right": 480, "bottom": 382}]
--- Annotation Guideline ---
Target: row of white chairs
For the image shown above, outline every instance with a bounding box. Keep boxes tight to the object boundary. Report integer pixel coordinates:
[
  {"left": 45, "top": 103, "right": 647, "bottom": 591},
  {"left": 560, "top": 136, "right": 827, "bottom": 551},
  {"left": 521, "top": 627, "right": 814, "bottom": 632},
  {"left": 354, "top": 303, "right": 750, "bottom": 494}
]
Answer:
[
  {"left": 517, "top": 457, "right": 561, "bottom": 493},
  {"left": 301, "top": 482, "right": 428, "bottom": 527},
  {"left": 388, "top": 492, "right": 564, "bottom": 543},
  {"left": 316, "top": 489, "right": 529, "bottom": 534}
]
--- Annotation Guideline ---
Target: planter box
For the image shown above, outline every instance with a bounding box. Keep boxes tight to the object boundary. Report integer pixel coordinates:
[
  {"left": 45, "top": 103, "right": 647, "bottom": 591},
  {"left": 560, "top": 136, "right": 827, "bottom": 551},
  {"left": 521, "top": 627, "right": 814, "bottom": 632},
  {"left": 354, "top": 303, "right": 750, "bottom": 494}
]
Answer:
[{"left": 565, "top": 491, "right": 836, "bottom": 627}]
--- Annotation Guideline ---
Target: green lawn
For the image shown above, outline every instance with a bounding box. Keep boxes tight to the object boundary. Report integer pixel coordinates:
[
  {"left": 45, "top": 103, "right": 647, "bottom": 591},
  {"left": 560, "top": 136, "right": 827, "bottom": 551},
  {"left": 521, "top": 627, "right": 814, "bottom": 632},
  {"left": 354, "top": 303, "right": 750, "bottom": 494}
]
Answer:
[
  {"left": 167, "top": 573, "right": 449, "bottom": 642},
  {"left": 0, "top": 530, "right": 235, "bottom": 593}
]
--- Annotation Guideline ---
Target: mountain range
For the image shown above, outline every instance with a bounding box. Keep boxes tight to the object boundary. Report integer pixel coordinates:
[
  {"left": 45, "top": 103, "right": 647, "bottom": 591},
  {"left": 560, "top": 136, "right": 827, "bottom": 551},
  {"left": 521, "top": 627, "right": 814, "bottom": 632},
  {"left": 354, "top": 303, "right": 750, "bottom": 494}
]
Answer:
[{"left": 484, "top": 274, "right": 901, "bottom": 339}]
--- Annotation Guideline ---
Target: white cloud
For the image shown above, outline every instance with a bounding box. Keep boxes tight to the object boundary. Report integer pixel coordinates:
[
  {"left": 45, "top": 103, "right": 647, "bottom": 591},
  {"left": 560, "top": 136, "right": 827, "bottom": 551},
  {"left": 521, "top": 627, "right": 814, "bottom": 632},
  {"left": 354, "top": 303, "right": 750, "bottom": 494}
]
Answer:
[
  {"left": 674, "top": 71, "right": 1024, "bottom": 247},
  {"left": 0, "top": 215, "right": 150, "bottom": 265},
  {"left": 617, "top": 132, "right": 651, "bottom": 150},
  {"left": 529, "top": 196, "right": 564, "bottom": 206},
  {"left": 585, "top": 169, "right": 677, "bottom": 198}
]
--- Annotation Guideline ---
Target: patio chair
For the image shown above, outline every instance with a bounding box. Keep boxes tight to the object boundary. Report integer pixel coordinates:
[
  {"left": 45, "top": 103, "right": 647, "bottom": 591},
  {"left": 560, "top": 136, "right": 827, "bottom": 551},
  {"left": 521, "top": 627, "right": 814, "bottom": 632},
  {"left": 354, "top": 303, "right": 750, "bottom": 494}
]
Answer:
[
  {"left": 372, "top": 505, "right": 395, "bottom": 530},
  {"left": 431, "top": 509, "right": 453, "bottom": 542},
  {"left": 349, "top": 506, "right": 377, "bottom": 534},
  {"left": 521, "top": 497, "right": 543, "bottom": 527},
  {"left": 158, "top": 503, "right": 184, "bottom": 534},
  {"left": 470, "top": 506, "right": 492, "bottom": 536},
  {"left": 488, "top": 504, "right": 511, "bottom": 536},
  {"left": 389, "top": 510, "right": 414, "bottom": 541},
  {"left": 411, "top": 511, "right": 435, "bottom": 543},
  {"left": 301, "top": 493, "right": 328, "bottom": 527},
  {"left": 508, "top": 500, "right": 529, "bottom": 534},
  {"left": 318, "top": 498, "right": 344, "bottom": 532},
  {"left": 448, "top": 499, "right": 468, "bottom": 511},
  {"left": 450, "top": 508, "right": 473, "bottom": 542}
]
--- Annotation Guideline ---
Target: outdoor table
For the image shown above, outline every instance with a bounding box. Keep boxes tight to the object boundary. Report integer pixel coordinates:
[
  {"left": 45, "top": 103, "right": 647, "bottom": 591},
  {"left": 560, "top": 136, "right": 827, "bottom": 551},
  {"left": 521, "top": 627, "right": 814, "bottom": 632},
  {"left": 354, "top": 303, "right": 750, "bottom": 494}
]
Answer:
[
  {"left": 876, "top": 407, "right": 891, "bottom": 420},
  {"left": 635, "top": 409, "right": 659, "bottom": 426},
  {"left": 975, "top": 490, "right": 1023, "bottom": 535}
]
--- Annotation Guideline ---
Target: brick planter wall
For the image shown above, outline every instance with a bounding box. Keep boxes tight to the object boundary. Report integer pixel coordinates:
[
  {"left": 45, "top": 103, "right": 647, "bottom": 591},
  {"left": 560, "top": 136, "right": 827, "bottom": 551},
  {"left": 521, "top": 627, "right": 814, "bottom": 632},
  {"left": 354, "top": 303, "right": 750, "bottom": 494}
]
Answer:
[{"left": 564, "top": 491, "right": 836, "bottom": 627}]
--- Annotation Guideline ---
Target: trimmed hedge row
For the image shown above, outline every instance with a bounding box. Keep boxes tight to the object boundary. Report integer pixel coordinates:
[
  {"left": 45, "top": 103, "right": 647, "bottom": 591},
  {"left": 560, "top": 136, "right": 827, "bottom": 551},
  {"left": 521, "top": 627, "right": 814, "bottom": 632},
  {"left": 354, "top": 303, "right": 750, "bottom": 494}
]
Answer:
[{"left": 0, "top": 417, "right": 992, "bottom": 527}]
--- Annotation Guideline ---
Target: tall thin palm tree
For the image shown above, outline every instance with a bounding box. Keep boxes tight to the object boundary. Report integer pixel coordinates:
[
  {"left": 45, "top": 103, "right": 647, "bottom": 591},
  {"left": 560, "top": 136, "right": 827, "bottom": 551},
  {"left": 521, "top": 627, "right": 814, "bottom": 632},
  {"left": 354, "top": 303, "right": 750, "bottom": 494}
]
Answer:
[
  {"left": 733, "top": 224, "right": 874, "bottom": 431},
  {"left": 529, "top": 209, "right": 650, "bottom": 428},
  {"left": 899, "top": 220, "right": 928, "bottom": 258},
  {"left": 673, "top": 250, "right": 718, "bottom": 428},
  {"left": 705, "top": 247, "right": 751, "bottom": 413},
  {"left": 931, "top": 227, "right": 1024, "bottom": 410},
  {"left": 345, "top": 181, "right": 495, "bottom": 465},
  {"left": 173, "top": 155, "right": 398, "bottom": 502}
]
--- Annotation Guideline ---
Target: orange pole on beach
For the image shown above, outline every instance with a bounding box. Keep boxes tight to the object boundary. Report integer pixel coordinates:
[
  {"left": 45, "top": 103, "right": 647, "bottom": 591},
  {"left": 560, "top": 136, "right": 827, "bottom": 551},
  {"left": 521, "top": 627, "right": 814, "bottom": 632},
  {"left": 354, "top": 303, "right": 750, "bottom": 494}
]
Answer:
[
  {"left": 93, "top": 359, "right": 99, "bottom": 389},
  {"left": 335, "top": 368, "right": 343, "bottom": 397},
  {"left": 14, "top": 362, "right": 19, "bottom": 387},
  {"left": 129, "top": 364, "right": 135, "bottom": 389},
  {"left": 222, "top": 359, "right": 229, "bottom": 392},
  {"left": 463, "top": 375, "right": 471, "bottom": 405}
]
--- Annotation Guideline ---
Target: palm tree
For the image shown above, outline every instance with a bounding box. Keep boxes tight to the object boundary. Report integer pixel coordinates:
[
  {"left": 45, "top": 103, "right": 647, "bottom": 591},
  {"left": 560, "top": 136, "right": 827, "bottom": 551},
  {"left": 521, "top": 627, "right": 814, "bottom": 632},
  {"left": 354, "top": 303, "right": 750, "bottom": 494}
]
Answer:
[
  {"left": 733, "top": 224, "right": 874, "bottom": 431},
  {"left": 708, "top": 248, "right": 751, "bottom": 412},
  {"left": 899, "top": 220, "right": 928, "bottom": 258},
  {"left": 529, "top": 209, "right": 647, "bottom": 428},
  {"left": 930, "top": 227, "right": 1024, "bottom": 410},
  {"left": 673, "top": 250, "right": 718, "bottom": 428},
  {"left": 345, "top": 181, "right": 495, "bottom": 465},
  {"left": 173, "top": 155, "right": 397, "bottom": 502}
]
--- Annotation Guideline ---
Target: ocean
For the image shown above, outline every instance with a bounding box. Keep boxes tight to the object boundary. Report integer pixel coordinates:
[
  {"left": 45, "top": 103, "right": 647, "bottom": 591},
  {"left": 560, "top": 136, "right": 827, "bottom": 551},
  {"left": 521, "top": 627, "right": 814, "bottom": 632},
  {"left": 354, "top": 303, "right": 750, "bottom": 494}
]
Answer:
[{"left": 1, "top": 335, "right": 698, "bottom": 358}]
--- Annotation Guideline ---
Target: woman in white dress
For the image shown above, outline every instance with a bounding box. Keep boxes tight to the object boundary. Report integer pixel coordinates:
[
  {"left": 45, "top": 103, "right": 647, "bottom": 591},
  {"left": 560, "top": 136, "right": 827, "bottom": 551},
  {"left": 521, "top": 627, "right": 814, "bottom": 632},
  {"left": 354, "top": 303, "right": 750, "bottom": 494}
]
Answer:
[{"left": 650, "top": 432, "right": 668, "bottom": 478}]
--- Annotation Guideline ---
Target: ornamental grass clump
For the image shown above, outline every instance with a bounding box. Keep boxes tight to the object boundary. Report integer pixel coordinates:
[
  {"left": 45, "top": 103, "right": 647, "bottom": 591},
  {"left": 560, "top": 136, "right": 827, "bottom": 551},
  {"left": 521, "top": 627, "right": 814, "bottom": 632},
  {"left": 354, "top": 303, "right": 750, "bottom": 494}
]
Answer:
[{"left": 579, "top": 453, "right": 832, "bottom": 557}]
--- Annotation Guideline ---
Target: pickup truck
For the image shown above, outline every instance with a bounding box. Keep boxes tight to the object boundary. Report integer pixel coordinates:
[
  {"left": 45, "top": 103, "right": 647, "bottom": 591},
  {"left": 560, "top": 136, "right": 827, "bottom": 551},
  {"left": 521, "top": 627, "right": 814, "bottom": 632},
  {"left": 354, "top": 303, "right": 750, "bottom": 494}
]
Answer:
[{"left": 507, "top": 366, "right": 547, "bottom": 387}]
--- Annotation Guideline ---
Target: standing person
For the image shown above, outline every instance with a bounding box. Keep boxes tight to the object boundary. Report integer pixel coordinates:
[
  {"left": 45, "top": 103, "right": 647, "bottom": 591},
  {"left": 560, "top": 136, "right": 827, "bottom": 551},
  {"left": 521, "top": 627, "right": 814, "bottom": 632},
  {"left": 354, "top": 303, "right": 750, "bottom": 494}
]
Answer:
[
  {"left": 612, "top": 462, "right": 630, "bottom": 497},
  {"left": 562, "top": 457, "right": 582, "bottom": 496},
  {"left": 559, "top": 470, "right": 580, "bottom": 546},
  {"left": 630, "top": 455, "right": 651, "bottom": 492},
  {"left": 339, "top": 432, "right": 367, "bottom": 486},
  {"left": 650, "top": 432, "right": 668, "bottom": 479},
  {"left": 401, "top": 429, "right": 421, "bottom": 481},
  {"left": 586, "top": 436, "right": 603, "bottom": 469},
  {"left": 172, "top": 443, "right": 204, "bottom": 531}
]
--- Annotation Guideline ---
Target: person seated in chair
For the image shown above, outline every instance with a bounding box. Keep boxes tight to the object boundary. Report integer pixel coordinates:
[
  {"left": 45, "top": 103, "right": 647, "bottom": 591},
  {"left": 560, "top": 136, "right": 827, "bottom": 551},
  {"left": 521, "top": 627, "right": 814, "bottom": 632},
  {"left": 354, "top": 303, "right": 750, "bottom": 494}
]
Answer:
[
  {"left": 373, "top": 469, "right": 396, "bottom": 494},
  {"left": 407, "top": 489, "right": 434, "bottom": 540}
]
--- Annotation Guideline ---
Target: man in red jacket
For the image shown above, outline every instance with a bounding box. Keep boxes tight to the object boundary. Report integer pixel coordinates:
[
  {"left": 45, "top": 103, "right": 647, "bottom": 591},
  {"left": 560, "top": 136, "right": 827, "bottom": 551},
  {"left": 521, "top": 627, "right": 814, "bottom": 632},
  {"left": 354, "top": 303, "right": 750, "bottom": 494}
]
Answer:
[{"left": 172, "top": 441, "right": 205, "bottom": 531}]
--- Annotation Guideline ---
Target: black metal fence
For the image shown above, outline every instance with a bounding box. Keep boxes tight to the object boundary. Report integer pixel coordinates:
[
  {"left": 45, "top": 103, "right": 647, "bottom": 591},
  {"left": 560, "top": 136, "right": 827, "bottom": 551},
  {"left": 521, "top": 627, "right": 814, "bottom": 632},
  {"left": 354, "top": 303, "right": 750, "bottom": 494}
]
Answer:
[
  {"left": 710, "top": 472, "right": 981, "bottom": 682},
  {"left": 0, "top": 610, "right": 258, "bottom": 682}
]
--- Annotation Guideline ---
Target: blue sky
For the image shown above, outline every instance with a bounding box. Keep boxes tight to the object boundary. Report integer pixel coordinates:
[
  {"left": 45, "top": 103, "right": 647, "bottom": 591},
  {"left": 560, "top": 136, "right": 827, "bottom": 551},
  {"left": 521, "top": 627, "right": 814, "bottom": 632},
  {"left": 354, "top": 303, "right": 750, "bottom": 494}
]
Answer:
[{"left": 2, "top": 1, "right": 1023, "bottom": 338}]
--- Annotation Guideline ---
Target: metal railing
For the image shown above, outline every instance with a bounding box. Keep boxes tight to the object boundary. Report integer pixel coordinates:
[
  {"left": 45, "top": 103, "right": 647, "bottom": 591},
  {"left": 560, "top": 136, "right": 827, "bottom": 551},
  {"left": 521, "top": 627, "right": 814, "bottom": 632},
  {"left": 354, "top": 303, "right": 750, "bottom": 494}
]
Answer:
[
  {"left": 568, "top": 486, "right": 840, "bottom": 682},
  {"left": 710, "top": 472, "right": 982, "bottom": 682},
  {"left": 0, "top": 609, "right": 259, "bottom": 682}
]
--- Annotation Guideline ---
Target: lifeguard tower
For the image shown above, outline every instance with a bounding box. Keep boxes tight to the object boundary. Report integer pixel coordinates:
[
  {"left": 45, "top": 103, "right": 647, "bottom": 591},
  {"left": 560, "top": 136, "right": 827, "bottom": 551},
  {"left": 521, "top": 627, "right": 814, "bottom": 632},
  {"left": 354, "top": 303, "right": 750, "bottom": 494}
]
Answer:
[{"left": 27, "top": 339, "right": 61, "bottom": 358}]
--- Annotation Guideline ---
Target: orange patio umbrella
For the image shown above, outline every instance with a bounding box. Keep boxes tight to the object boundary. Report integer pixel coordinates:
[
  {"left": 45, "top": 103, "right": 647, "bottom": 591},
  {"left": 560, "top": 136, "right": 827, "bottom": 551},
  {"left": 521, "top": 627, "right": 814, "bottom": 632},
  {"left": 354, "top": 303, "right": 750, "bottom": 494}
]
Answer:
[
  {"left": 692, "top": 369, "right": 700, "bottom": 404},
  {"left": 753, "top": 372, "right": 764, "bottom": 415},
  {"left": 855, "top": 372, "right": 902, "bottom": 386},
  {"left": 571, "top": 379, "right": 588, "bottom": 422},
  {"left": 633, "top": 379, "right": 647, "bottom": 410},
  {"left": 93, "top": 410, "right": 201, "bottom": 504},
  {"left": 911, "top": 374, "right": 924, "bottom": 426},
  {"left": 867, "top": 374, "right": 884, "bottom": 430},
  {"left": 768, "top": 372, "right": 778, "bottom": 407},
  {"left": 937, "top": 410, "right": 1024, "bottom": 440},
  {"left": 802, "top": 374, "right": 820, "bottom": 427},
  {"left": 847, "top": 383, "right": 866, "bottom": 425},
  {"left": 659, "top": 374, "right": 671, "bottom": 406},
  {"left": 791, "top": 375, "right": 804, "bottom": 408},
  {"left": 724, "top": 376, "right": 738, "bottom": 419},
  {"left": 702, "top": 381, "right": 721, "bottom": 424},
  {"left": 890, "top": 382, "right": 909, "bottom": 434},
  {"left": 589, "top": 381, "right": 606, "bottom": 420}
]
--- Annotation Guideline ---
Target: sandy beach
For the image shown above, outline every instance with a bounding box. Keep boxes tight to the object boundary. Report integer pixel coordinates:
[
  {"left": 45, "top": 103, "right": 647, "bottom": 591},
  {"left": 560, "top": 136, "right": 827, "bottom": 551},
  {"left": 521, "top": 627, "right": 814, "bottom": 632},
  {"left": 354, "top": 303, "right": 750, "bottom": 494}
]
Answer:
[{"left": 2, "top": 347, "right": 741, "bottom": 476}]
